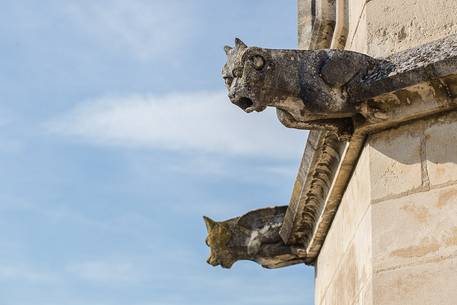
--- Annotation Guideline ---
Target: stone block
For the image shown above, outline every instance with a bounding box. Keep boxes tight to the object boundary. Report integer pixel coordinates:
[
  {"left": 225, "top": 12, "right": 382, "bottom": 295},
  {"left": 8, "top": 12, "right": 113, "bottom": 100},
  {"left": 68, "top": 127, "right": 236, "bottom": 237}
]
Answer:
[
  {"left": 372, "top": 184, "right": 457, "bottom": 272},
  {"left": 425, "top": 112, "right": 457, "bottom": 186},
  {"left": 373, "top": 256, "right": 457, "bottom": 305},
  {"left": 365, "top": 0, "right": 457, "bottom": 57},
  {"left": 368, "top": 125, "right": 423, "bottom": 202}
]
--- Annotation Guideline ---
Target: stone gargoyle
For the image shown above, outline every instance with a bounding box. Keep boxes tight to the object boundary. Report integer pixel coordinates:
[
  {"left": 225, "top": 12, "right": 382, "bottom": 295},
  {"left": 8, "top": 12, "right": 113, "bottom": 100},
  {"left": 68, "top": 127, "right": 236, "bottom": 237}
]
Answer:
[
  {"left": 222, "top": 38, "right": 387, "bottom": 137},
  {"left": 203, "top": 206, "right": 306, "bottom": 269}
]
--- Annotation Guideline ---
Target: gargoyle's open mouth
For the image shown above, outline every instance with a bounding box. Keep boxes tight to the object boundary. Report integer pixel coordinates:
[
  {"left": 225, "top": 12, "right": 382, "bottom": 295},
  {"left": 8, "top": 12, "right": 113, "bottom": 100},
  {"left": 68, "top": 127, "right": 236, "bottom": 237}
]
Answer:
[
  {"left": 231, "top": 96, "right": 267, "bottom": 113},
  {"left": 236, "top": 97, "right": 255, "bottom": 112}
]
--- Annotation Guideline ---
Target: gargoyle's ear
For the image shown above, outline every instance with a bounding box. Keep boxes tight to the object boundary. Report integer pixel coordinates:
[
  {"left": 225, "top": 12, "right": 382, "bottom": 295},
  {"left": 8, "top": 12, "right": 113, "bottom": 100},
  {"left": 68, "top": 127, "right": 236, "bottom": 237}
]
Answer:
[
  {"left": 203, "top": 216, "right": 217, "bottom": 231},
  {"left": 224, "top": 45, "right": 232, "bottom": 55},
  {"left": 235, "top": 38, "right": 247, "bottom": 50}
]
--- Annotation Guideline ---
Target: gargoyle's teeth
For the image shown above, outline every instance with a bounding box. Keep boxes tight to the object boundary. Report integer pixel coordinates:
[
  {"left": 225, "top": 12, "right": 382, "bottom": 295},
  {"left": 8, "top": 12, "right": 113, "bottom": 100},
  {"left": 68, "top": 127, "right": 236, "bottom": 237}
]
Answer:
[{"left": 245, "top": 107, "right": 256, "bottom": 113}]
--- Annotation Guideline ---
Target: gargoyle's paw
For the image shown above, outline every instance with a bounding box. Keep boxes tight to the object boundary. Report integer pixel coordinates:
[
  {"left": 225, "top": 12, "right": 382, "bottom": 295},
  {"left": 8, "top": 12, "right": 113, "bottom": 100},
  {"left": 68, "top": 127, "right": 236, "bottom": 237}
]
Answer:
[
  {"left": 206, "top": 256, "right": 235, "bottom": 269},
  {"left": 220, "top": 260, "right": 235, "bottom": 269},
  {"left": 219, "top": 258, "right": 235, "bottom": 269}
]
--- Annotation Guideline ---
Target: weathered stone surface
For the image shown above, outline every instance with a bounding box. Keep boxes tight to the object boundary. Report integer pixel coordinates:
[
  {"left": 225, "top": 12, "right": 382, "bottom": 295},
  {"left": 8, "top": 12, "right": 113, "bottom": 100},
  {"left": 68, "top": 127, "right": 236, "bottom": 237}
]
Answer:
[
  {"left": 346, "top": 0, "right": 367, "bottom": 53},
  {"left": 213, "top": 18, "right": 457, "bottom": 271},
  {"left": 280, "top": 132, "right": 347, "bottom": 247},
  {"left": 354, "top": 280, "right": 373, "bottom": 305},
  {"left": 314, "top": 109, "right": 457, "bottom": 304},
  {"left": 309, "top": 0, "right": 336, "bottom": 49},
  {"left": 347, "top": 7, "right": 368, "bottom": 54},
  {"left": 316, "top": 206, "right": 372, "bottom": 305},
  {"left": 223, "top": 34, "right": 457, "bottom": 140},
  {"left": 315, "top": 145, "right": 371, "bottom": 305},
  {"left": 203, "top": 206, "right": 306, "bottom": 269},
  {"left": 279, "top": 72, "right": 457, "bottom": 267},
  {"left": 298, "top": 0, "right": 315, "bottom": 49},
  {"left": 373, "top": 184, "right": 457, "bottom": 272},
  {"left": 365, "top": 0, "right": 457, "bottom": 58},
  {"left": 425, "top": 112, "right": 457, "bottom": 186},
  {"left": 373, "top": 256, "right": 457, "bottom": 305},
  {"left": 367, "top": 125, "right": 423, "bottom": 202},
  {"left": 222, "top": 38, "right": 381, "bottom": 136},
  {"left": 349, "top": 33, "right": 457, "bottom": 102}
]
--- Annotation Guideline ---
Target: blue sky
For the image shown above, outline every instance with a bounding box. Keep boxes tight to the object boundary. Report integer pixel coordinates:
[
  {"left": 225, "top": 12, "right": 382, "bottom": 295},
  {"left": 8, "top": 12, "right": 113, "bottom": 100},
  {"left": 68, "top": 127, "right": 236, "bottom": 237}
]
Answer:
[{"left": 0, "top": 1, "right": 313, "bottom": 304}]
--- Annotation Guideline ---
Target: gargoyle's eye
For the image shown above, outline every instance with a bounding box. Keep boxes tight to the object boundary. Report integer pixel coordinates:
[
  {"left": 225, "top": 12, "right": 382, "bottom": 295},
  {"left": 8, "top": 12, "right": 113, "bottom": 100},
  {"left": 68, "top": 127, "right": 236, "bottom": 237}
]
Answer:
[
  {"left": 232, "top": 68, "right": 243, "bottom": 78},
  {"left": 252, "top": 55, "right": 265, "bottom": 70},
  {"left": 224, "top": 77, "right": 233, "bottom": 86}
]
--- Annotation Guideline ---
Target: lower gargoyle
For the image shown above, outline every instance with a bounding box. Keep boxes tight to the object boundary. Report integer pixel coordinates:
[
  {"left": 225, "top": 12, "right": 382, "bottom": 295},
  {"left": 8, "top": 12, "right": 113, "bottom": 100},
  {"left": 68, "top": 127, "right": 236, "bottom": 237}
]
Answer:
[{"left": 203, "top": 206, "right": 306, "bottom": 269}]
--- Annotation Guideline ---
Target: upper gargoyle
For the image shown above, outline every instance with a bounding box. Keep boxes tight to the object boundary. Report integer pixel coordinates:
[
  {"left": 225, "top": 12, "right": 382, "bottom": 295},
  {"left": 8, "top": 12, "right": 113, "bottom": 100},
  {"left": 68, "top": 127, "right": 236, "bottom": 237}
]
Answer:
[
  {"left": 222, "top": 38, "right": 384, "bottom": 136},
  {"left": 203, "top": 206, "right": 306, "bottom": 269}
]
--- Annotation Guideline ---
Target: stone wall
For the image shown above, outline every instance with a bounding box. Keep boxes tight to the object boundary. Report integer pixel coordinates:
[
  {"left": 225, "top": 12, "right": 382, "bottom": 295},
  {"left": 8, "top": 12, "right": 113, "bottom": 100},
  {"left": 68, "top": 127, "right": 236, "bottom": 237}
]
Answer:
[
  {"left": 315, "top": 111, "right": 457, "bottom": 305},
  {"left": 347, "top": 0, "right": 457, "bottom": 56},
  {"left": 304, "top": 1, "right": 457, "bottom": 304}
]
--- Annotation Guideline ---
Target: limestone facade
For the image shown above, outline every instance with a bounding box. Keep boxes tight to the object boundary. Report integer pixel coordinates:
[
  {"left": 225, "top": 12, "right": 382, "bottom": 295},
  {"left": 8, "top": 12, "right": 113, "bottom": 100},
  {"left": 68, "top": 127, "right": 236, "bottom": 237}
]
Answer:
[
  {"left": 314, "top": 2, "right": 457, "bottom": 304},
  {"left": 315, "top": 111, "right": 457, "bottom": 305},
  {"left": 347, "top": 0, "right": 457, "bottom": 56}
]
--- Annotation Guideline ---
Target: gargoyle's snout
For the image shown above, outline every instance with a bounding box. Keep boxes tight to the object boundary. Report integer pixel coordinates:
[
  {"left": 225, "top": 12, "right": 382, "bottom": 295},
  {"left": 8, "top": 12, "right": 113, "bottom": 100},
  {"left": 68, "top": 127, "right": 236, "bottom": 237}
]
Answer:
[{"left": 207, "top": 256, "right": 219, "bottom": 267}]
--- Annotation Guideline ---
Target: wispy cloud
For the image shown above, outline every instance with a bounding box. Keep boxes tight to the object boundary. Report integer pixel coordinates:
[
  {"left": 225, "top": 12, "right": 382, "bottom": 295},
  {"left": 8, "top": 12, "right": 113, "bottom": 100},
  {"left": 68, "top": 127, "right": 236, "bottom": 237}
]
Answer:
[
  {"left": 46, "top": 91, "right": 306, "bottom": 159},
  {"left": 64, "top": 0, "right": 193, "bottom": 60},
  {"left": 0, "top": 264, "right": 56, "bottom": 282},
  {"left": 67, "top": 260, "right": 140, "bottom": 283}
]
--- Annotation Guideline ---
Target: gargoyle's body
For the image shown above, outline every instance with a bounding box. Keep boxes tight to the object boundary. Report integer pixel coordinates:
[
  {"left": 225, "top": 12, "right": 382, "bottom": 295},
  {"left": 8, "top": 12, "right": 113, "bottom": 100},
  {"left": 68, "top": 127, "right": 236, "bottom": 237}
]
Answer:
[
  {"left": 222, "top": 39, "right": 384, "bottom": 136},
  {"left": 203, "top": 206, "right": 305, "bottom": 269}
]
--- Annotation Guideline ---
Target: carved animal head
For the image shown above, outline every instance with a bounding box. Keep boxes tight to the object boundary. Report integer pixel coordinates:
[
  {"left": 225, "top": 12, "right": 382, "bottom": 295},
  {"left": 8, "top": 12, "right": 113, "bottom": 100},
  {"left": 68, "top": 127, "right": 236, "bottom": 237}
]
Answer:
[
  {"left": 203, "top": 206, "right": 299, "bottom": 269},
  {"left": 203, "top": 216, "right": 239, "bottom": 268},
  {"left": 222, "top": 38, "right": 275, "bottom": 113},
  {"left": 222, "top": 39, "right": 384, "bottom": 132}
]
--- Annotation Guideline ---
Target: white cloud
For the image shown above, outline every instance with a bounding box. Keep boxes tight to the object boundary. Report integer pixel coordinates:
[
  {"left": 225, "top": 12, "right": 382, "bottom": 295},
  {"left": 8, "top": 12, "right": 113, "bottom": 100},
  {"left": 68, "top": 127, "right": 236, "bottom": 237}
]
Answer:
[
  {"left": 67, "top": 261, "right": 139, "bottom": 283},
  {"left": 46, "top": 91, "right": 307, "bottom": 159},
  {"left": 0, "top": 264, "right": 56, "bottom": 282},
  {"left": 64, "top": 0, "right": 192, "bottom": 60}
]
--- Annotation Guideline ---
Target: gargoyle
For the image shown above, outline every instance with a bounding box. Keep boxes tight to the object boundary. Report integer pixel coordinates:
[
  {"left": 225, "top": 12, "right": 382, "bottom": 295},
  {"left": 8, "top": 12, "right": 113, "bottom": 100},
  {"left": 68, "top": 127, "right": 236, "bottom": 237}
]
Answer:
[
  {"left": 203, "top": 206, "right": 306, "bottom": 269},
  {"left": 222, "top": 38, "right": 385, "bottom": 136}
]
